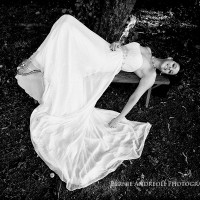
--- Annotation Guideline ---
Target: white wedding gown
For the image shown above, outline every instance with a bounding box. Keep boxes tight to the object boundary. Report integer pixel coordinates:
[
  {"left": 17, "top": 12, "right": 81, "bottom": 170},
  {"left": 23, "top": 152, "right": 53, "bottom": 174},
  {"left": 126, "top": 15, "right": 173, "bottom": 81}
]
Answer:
[{"left": 15, "top": 15, "right": 151, "bottom": 191}]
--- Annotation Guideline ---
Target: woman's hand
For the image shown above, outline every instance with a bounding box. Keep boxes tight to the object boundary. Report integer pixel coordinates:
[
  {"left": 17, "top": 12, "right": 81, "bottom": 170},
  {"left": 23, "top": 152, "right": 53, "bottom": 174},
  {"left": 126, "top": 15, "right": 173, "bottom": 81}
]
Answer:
[
  {"left": 108, "top": 117, "right": 120, "bottom": 128},
  {"left": 110, "top": 42, "right": 121, "bottom": 51}
]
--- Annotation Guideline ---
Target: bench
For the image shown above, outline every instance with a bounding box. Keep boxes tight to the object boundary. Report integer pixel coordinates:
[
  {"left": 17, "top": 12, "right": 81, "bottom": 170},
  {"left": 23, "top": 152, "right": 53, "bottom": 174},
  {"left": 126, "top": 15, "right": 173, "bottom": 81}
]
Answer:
[{"left": 112, "top": 71, "right": 170, "bottom": 108}]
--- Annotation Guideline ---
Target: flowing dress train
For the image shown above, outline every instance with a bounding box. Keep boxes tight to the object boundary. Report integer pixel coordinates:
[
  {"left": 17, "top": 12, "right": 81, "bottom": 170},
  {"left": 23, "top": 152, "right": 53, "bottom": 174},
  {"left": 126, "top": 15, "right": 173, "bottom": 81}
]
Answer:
[{"left": 15, "top": 14, "right": 151, "bottom": 191}]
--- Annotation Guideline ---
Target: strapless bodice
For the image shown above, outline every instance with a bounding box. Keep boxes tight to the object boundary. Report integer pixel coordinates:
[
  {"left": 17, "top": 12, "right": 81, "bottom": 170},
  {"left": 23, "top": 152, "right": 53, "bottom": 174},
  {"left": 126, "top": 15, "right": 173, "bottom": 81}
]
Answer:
[{"left": 121, "top": 42, "right": 143, "bottom": 72}]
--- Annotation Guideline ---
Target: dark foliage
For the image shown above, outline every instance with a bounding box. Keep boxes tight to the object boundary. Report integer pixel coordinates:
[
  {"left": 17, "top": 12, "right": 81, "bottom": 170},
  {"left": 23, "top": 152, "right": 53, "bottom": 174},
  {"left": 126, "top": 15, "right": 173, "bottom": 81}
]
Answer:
[{"left": 0, "top": 0, "right": 200, "bottom": 199}]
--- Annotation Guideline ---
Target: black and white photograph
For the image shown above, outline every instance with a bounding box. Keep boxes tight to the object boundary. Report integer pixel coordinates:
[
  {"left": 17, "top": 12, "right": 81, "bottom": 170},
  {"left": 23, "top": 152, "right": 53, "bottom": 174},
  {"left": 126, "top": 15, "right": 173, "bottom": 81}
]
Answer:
[{"left": 0, "top": 0, "right": 200, "bottom": 199}]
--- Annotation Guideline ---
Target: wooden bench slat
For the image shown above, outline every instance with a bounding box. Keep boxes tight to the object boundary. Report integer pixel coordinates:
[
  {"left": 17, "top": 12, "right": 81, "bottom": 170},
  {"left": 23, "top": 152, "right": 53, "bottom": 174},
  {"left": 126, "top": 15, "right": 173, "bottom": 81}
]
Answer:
[
  {"left": 112, "top": 71, "right": 170, "bottom": 108},
  {"left": 112, "top": 71, "right": 170, "bottom": 85}
]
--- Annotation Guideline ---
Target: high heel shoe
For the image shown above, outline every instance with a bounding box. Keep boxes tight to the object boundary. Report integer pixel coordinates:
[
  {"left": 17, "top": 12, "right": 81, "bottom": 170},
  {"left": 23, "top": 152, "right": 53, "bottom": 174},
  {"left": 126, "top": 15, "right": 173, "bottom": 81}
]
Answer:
[{"left": 17, "top": 59, "right": 41, "bottom": 76}]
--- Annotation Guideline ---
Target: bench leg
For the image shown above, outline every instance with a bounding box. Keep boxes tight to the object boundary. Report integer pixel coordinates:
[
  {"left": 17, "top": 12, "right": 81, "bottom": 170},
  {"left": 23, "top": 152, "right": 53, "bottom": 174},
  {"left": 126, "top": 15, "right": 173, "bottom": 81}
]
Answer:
[
  {"left": 152, "top": 84, "right": 161, "bottom": 90},
  {"left": 146, "top": 88, "right": 152, "bottom": 108}
]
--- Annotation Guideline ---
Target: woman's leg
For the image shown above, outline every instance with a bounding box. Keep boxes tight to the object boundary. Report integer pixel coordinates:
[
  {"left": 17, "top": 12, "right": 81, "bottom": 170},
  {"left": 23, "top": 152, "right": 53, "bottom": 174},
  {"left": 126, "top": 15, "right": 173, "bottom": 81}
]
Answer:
[{"left": 17, "top": 15, "right": 76, "bottom": 75}]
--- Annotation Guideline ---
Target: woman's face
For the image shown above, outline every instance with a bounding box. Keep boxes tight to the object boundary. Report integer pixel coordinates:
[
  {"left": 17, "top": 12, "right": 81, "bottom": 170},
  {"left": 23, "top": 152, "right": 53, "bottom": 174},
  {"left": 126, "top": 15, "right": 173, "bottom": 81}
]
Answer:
[{"left": 160, "top": 59, "right": 180, "bottom": 75}]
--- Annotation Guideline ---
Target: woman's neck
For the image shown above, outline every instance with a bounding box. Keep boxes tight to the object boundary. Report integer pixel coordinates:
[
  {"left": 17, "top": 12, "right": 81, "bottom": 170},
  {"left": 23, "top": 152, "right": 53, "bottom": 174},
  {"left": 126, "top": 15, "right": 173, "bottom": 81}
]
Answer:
[{"left": 152, "top": 57, "right": 164, "bottom": 71}]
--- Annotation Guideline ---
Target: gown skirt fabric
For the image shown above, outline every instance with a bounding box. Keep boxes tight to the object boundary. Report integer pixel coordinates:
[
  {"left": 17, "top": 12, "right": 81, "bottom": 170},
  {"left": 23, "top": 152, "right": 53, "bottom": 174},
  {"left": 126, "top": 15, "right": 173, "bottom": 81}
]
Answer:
[{"left": 15, "top": 15, "right": 151, "bottom": 191}]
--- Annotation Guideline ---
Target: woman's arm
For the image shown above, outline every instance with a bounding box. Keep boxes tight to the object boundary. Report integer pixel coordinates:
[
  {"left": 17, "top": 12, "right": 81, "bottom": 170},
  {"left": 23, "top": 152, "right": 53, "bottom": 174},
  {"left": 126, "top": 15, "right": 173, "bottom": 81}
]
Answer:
[{"left": 108, "top": 74, "right": 156, "bottom": 129}]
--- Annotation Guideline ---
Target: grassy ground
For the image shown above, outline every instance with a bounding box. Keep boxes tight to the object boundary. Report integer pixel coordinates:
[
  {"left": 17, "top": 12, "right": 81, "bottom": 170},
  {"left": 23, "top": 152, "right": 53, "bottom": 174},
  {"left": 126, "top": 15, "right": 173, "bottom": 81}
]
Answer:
[{"left": 0, "top": 2, "right": 200, "bottom": 200}]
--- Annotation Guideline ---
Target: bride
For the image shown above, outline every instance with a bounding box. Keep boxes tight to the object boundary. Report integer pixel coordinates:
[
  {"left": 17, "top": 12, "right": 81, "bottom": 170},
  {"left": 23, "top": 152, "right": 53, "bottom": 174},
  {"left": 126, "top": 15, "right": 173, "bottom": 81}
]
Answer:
[{"left": 15, "top": 14, "right": 180, "bottom": 191}]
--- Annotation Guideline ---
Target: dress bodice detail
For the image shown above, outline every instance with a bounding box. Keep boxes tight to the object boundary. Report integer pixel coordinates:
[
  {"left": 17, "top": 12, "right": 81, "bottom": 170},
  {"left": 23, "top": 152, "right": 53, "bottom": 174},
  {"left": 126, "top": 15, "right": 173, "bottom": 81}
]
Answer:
[{"left": 121, "top": 42, "right": 143, "bottom": 72}]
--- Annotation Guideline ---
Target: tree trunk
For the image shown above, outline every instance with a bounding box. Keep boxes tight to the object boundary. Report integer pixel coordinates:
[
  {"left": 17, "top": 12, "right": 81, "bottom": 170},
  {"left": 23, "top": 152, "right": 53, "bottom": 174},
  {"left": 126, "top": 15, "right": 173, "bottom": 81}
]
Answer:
[{"left": 97, "top": 0, "right": 137, "bottom": 42}]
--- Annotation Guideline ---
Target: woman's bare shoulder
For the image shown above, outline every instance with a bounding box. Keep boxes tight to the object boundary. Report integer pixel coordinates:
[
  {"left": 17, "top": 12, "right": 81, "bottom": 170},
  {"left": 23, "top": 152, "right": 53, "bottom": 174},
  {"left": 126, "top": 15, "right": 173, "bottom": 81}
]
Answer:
[
  {"left": 144, "top": 69, "right": 157, "bottom": 80},
  {"left": 135, "top": 70, "right": 156, "bottom": 90},
  {"left": 146, "top": 47, "right": 152, "bottom": 55},
  {"left": 140, "top": 66, "right": 156, "bottom": 78},
  {"left": 140, "top": 45, "right": 151, "bottom": 55},
  {"left": 134, "top": 65, "right": 156, "bottom": 80},
  {"left": 140, "top": 71, "right": 157, "bottom": 88}
]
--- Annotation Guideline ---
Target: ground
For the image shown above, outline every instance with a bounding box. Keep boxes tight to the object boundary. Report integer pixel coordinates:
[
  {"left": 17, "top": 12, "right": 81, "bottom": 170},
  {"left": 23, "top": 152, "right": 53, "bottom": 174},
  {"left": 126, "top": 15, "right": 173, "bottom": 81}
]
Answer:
[{"left": 0, "top": 1, "right": 200, "bottom": 200}]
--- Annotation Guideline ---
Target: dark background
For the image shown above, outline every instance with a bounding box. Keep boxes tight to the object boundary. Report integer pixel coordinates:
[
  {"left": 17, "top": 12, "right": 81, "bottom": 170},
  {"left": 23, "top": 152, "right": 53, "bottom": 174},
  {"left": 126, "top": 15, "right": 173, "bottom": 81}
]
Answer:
[{"left": 0, "top": 0, "right": 200, "bottom": 199}]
